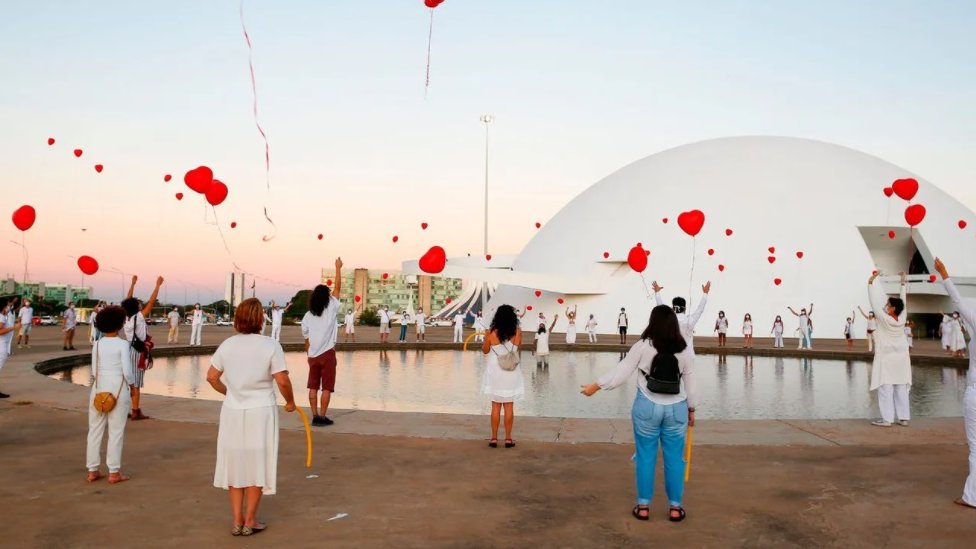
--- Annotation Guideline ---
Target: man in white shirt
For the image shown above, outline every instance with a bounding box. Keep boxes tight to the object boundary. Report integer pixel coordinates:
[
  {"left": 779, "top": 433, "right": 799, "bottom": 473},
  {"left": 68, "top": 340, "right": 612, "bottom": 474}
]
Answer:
[
  {"left": 269, "top": 301, "right": 291, "bottom": 342},
  {"left": 453, "top": 311, "right": 466, "bottom": 343},
  {"left": 302, "top": 257, "right": 343, "bottom": 426},
  {"left": 378, "top": 306, "right": 392, "bottom": 344},
  {"left": 17, "top": 299, "right": 33, "bottom": 349},
  {"left": 617, "top": 307, "right": 629, "bottom": 344},
  {"left": 653, "top": 280, "right": 711, "bottom": 355},
  {"left": 166, "top": 306, "right": 181, "bottom": 343},
  {"left": 343, "top": 308, "right": 356, "bottom": 343},
  {"left": 415, "top": 308, "right": 427, "bottom": 342},
  {"left": 190, "top": 303, "right": 204, "bottom": 346},
  {"left": 473, "top": 312, "right": 486, "bottom": 342},
  {"left": 62, "top": 302, "right": 77, "bottom": 351}
]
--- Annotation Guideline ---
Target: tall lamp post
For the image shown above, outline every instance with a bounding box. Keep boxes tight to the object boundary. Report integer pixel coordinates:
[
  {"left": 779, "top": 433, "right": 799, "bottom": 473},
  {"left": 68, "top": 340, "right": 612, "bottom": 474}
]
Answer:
[{"left": 479, "top": 114, "right": 494, "bottom": 315}]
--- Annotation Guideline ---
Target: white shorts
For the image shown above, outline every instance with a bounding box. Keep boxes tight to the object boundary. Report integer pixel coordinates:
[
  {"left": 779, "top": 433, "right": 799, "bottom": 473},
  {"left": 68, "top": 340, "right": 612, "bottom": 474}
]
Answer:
[
  {"left": 416, "top": 325, "right": 425, "bottom": 334},
  {"left": 380, "top": 323, "right": 390, "bottom": 334},
  {"left": 19, "top": 324, "right": 32, "bottom": 335},
  {"left": 345, "top": 325, "right": 354, "bottom": 334}
]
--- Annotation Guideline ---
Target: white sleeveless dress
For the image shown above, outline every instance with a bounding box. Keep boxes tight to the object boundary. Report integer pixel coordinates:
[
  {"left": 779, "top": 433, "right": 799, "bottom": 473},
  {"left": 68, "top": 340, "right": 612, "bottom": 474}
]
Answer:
[
  {"left": 566, "top": 319, "right": 577, "bottom": 344},
  {"left": 482, "top": 342, "right": 524, "bottom": 403}
]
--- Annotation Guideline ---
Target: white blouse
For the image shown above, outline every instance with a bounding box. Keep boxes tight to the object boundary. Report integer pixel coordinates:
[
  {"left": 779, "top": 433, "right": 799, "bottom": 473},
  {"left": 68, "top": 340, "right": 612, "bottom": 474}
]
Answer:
[
  {"left": 91, "top": 337, "right": 135, "bottom": 386},
  {"left": 211, "top": 334, "right": 287, "bottom": 409},
  {"left": 945, "top": 279, "right": 976, "bottom": 385},
  {"left": 597, "top": 340, "right": 698, "bottom": 408}
]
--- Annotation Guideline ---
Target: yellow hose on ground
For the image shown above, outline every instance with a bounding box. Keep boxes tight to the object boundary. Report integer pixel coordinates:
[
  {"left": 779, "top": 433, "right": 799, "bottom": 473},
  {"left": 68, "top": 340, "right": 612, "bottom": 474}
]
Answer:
[
  {"left": 295, "top": 407, "right": 313, "bottom": 468},
  {"left": 462, "top": 332, "right": 478, "bottom": 351},
  {"left": 684, "top": 425, "right": 694, "bottom": 482}
]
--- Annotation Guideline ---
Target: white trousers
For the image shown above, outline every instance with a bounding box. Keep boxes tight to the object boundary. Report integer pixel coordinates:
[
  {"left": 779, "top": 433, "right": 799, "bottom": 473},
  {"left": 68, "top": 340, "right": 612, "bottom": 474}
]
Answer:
[
  {"left": 271, "top": 323, "right": 282, "bottom": 341},
  {"left": 454, "top": 325, "right": 463, "bottom": 343},
  {"left": 962, "top": 387, "right": 976, "bottom": 506},
  {"left": 773, "top": 334, "right": 783, "bottom": 347},
  {"left": 190, "top": 323, "right": 203, "bottom": 345},
  {"left": 867, "top": 332, "right": 874, "bottom": 352},
  {"left": 86, "top": 384, "right": 131, "bottom": 472},
  {"left": 877, "top": 384, "right": 910, "bottom": 423},
  {"left": 587, "top": 330, "right": 597, "bottom": 343}
]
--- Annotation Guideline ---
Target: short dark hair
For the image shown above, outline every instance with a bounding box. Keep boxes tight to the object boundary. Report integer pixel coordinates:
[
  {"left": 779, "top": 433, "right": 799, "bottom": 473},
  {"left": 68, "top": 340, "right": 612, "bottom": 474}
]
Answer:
[
  {"left": 308, "top": 285, "right": 333, "bottom": 317},
  {"left": 95, "top": 306, "right": 127, "bottom": 333},
  {"left": 640, "top": 305, "right": 688, "bottom": 355},
  {"left": 672, "top": 297, "right": 686, "bottom": 313},
  {"left": 234, "top": 298, "right": 264, "bottom": 334},
  {"left": 888, "top": 297, "right": 905, "bottom": 317},
  {"left": 490, "top": 305, "right": 519, "bottom": 343},
  {"left": 120, "top": 297, "right": 140, "bottom": 318}
]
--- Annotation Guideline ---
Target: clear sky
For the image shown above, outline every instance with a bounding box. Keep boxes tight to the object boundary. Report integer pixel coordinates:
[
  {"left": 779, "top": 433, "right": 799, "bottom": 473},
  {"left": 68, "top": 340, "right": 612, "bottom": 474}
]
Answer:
[{"left": 2, "top": 0, "right": 974, "bottom": 304}]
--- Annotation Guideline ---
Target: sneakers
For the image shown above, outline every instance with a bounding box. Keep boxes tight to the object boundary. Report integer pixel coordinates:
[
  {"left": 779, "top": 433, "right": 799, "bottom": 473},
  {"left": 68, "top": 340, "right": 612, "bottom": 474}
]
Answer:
[
  {"left": 897, "top": 420, "right": 910, "bottom": 427},
  {"left": 871, "top": 419, "right": 892, "bottom": 427},
  {"left": 0, "top": 392, "right": 10, "bottom": 399},
  {"left": 312, "top": 415, "right": 334, "bottom": 426}
]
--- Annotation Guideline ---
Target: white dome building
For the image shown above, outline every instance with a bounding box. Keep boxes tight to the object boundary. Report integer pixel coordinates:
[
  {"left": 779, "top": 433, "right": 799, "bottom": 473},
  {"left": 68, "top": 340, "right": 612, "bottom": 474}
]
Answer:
[{"left": 405, "top": 137, "right": 976, "bottom": 339}]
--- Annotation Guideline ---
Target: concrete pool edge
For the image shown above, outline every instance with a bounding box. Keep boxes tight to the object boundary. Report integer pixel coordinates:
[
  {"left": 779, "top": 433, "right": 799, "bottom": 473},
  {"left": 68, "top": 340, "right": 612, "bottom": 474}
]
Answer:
[{"left": 9, "top": 346, "right": 965, "bottom": 448}]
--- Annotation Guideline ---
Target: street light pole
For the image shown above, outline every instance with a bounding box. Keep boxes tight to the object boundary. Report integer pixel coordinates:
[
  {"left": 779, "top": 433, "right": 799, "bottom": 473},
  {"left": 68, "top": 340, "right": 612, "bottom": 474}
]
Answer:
[{"left": 479, "top": 114, "right": 494, "bottom": 315}]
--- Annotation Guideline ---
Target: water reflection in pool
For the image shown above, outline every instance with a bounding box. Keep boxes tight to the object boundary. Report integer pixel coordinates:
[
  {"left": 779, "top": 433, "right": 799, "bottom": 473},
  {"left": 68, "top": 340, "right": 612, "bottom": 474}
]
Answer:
[{"left": 51, "top": 351, "right": 968, "bottom": 420}]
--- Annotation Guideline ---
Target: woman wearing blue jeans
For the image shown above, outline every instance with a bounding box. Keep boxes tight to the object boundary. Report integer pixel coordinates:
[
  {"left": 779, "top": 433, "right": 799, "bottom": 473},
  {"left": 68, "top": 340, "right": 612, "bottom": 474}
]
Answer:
[{"left": 582, "top": 305, "right": 698, "bottom": 522}]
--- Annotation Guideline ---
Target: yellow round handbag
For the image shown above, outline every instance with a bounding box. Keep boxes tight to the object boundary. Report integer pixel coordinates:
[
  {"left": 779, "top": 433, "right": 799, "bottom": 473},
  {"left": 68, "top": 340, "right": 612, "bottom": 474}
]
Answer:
[{"left": 91, "top": 342, "right": 125, "bottom": 413}]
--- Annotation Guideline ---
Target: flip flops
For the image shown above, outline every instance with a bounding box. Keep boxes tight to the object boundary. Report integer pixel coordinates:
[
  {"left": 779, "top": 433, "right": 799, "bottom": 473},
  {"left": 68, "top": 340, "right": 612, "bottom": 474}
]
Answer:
[{"left": 241, "top": 522, "right": 267, "bottom": 536}]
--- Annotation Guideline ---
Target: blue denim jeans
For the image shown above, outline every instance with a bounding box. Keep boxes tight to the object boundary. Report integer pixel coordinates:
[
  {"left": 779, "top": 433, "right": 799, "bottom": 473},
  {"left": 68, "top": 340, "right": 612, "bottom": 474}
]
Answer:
[{"left": 632, "top": 392, "right": 688, "bottom": 506}]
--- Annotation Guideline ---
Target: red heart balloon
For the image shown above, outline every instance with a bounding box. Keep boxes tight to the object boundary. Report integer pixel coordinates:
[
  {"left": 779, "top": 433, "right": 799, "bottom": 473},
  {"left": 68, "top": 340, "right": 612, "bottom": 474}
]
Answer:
[
  {"left": 628, "top": 244, "right": 648, "bottom": 273},
  {"left": 77, "top": 255, "right": 99, "bottom": 275},
  {"left": 164, "top": 174, "right": 172, "bottom": 182},
  {"left": 382, "top": 273, "right": 389, "bottom": 280},
  {"left": 175, "top": 192, "right": 184, "bottom": 200},
  {"left": 892, "top": 178, "right": 919, "bottom": 201},
  {"left": 326, "top": 279, "right": 333, "bottom": 286},
  {"left": 534, "top": 290, "right": 542, "bottom": 297},
  {"left": 73, "top": 149, "right": 83, "bottom": 157},
  {"left": 230, "top": 222, "right": 237, "bottom": 228},
  {"left": 725, "top": 228, "right": 733, "bottom": 236},
  {"left": 707, "top": 248, "right": 715, "bottom": 256},
  {"left": 205, "top": 180, "right": 228, "bottom": 206},
  {"left": 424, "top": 0, "right": 441, "bottom": 8},
  {"left": 959, "top": 220, "right": 968, "bottom": 229},
  {"left": 557, "top": 298, "right": 564, "bottom": 305},
  {"left": 392, "top": 235, "right": 399, "bottom": 243},
  {"left": 662, "top": 218, "right": 669, "bottom": 224},
  {"left": 796, "top": 251, "right": 804, "bottom": 259},
  {"left": 773, "top": 278, "right": 782, "bottom": 286},
  {"left": 47, "top": 137, "right": 55, "bottom": 145},
  {"left": 929, "top": 275, "right": 937, "bottom": 283},
  {"left": 904, "top": 204, "right": 926, "bottom": 226},
  {"left": 421, "top": 222, "right": 428, "bottom": 230},
  {"left": 888, "top": 230, "right": 896, "bottom": 239},
  {"left": 768, "top": 246, "right": 775, "bottom": 254},
  {"left": 767, "top": 256, "right": 776, "bottom": 264},
  {"left": 872, "top": 270, "right": 879, "bottom": 276},
  {"left": 486, "top": 254, "right": 492, "bottom": 261},
  {"left": 526, "top": 305, "right": 533, "bottom": 311},
  {"left": 534, "top": 222, "right": 541, "bottom": 229},
  {"left": 11, "top": 205, "right": 36, "bottom": 231},
  {"left": 354, "top": 295, "right": 361, "bottom": 303},
  {"left": 602, "top": 252, "right": 609, "bottom": 259},
  {"left": 184, "top": 166, "right": 214, "bottom": 194},
  {"left": 94, "top": 164, "right": 103, "bottom": 173},
  {"left": 418, "top": 245, "right": 447, "bottom": 274},
  {"left": 676, "top": 210, "right": 705, "bottom": 237},
  {"left": 446, "top": 297, "right": 453, "bottom": 304},
  {"left": 718, "top": 264, "right": 725, "bottom": 272},
  {"left": 317, "top": 234, "right": 323, "bottom": 240},
  {"left": 883, "top": 187, "right": 894, "bottom": 198}
]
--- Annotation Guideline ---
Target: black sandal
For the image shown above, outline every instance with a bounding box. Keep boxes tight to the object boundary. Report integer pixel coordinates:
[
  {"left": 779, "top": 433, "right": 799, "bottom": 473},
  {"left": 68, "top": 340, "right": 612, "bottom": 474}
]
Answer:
[
  {"left": 669, "top": 506, "right": 686, "bottom": 522},
  {"left": 632, "top": 505, "right": 649, "bottom": 521},
  {"left": 488, "top": 438, "right": 498, "bottom": 448},
  {"left": 504, "top": 439, "right": 515, "bottom": 448}
]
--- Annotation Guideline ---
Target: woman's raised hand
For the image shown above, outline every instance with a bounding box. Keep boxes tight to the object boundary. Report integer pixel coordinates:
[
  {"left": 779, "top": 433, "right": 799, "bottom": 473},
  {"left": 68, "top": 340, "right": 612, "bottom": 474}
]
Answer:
[
  {"left": 934, "top": 258, "right": 949, "bottom": 280},
  {"left": 702, "top": 281, "right": 711, "bottom": 294},
  {"left": 652, "top": 281, "right": 663, "bottom": 293}
]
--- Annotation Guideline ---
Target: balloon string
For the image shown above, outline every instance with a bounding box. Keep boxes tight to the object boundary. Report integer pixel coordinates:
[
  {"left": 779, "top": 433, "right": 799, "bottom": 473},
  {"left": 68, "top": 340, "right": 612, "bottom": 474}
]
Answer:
[
  {"left": 239, "top": 0, "right": 276, "bottom": 242},
  {"left": 638, "top": 272, "right": 651, "bottom": 299},
  {"left": 209, "top": 207, "right": 305, "bottom": 290},
  {"left": 424, "top": 9, "right": 434, "bottom": 97},
  {"left": 688, "top": 237, "right": 697, "bottom": 310},
  {"left": 21, "top": 231, "right": 29, "bottom": 285}
]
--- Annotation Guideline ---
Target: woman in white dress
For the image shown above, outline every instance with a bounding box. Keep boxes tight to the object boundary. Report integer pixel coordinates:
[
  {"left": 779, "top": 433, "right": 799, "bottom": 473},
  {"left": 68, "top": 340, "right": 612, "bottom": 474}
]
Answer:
[
  {"left": 535, "top": 315, "right": 559, "bottom": 367},
  {"left": 481, "top": 305, "right": 524, "bottom": 448},
  {"left": 207, "top": 298, "right": 296, "bottom": 537},
  {"left": 770, "top": 316, "right": 785, "bottom": 348},
  {"left": 741, "top": 313, "right": 754, "bottom": 349},
  {"left": 940, "top": 313, "right": 953, "bottom": 354},
  {"left": 859, "top": 306, "right": 878, "bottom": 352},
  {"left": 867, "top": 271, "right": 911, "bottom": 427},
  {"left": 950, "top": 312, "right": 968, "bottom": 358},
  {"left": 714, "top": 311, "right": 728, "bottom": 347},
  {"left": 565, "top": 305, "right": 578, "bottom": 344},
  {"left": 84, "top": 306, "right": 133, "bottom": 484}
]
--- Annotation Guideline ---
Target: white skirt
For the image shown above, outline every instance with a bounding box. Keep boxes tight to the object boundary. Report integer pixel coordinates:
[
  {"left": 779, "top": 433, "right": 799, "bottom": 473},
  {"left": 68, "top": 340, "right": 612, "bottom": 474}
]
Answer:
[
  {"left": 214, "top": 405, "right": 279, "bottom": 495},
  {"left": 566, "top": 323, "right": 577, "bottom": 344},
  {"left": 481, "top": 347, "right": 525, "bottom": 403}
]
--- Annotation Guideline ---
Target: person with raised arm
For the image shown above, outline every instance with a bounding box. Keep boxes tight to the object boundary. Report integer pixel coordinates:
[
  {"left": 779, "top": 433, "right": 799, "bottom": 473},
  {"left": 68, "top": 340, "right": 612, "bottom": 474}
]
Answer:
[
  {"left": 0, "top": 298, "right": 23, "bottom": 398},
  {"left": 858, "top": 306, "right": 878, "bottom": 352},
  {"left": 564, "top": 305, "right": 578, "bottom": 344},
  {"left": 268, "top": 301, "right": 292, "bottom": 342},
  {"left": 866, "top": 271, "right": 910, "bottom": 427},
  {"left": 414, "top": 307, "right": 426, "bottom": 342},
  {"left": 770, "top": 315, "right": 785, "bottom": 348},
  {"left": 934, "top": 258, "right": 976, "bottom": 510},
  {"left": 121, "top": 275, "right": 163, "bottom": 421},
  {"left": 301, "top": 258, "right": 343, "bottom": 427},
  {"left": 534, "top": 314, "right": 559, "bottom": 368},
  {"left": 787, "top": 303, "right": 814, "bottom": 350},
  {"left": 844, "top": 311, "right": 856, "bottom": 350},
  {"left": 652, "top": 280, "right": 711, "bottom": 354},
  {"left": 481, "top": 305, "right": 524, "bottom": 448}
]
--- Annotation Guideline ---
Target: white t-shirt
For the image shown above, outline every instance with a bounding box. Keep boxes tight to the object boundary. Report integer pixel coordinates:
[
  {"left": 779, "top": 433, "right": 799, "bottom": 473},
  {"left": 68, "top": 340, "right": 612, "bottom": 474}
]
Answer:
[
  {"left": 453, "top": 313, "right": 465, "bottom": 327},
  {"left": 210, "top": 334, "right": 287, "bottom": 409},
  {"left": 379, "top": 309, "right": 391, "bottom": 324},
  {"left": 301, "top": 296, "right": 341, "bottom": 358},
  {"left": 399, "top": 314, "right": 411, "bottom": 326},
  {"left": 1, "top": 310, "right": 15, "bottom": 349},
  {"left": 586, "top": 319, "right": 597, "bottom": 331},
  {"left": 123, "top": 313, "right": 148, "bottom": 342},
  {"left": 618, "top": 313, "right": 628, "bottom": 327},
  {"left": 271, "top": 308, "right": 284, "bottom": 325},
  {"left": 92, "top": 337, "right": 135, "bottom": 386},
  {"left": 743, "top": 320, "right": 753, "bottom": 335},
  {"left": 64, "top": 308, "right": 77, "bottom": 329},
  {"left": 344, "top": 312, "right": 354, "bottom": 326},
  {"left": 474, "top": 316, "right": 484, "bottom": 329},
  {"left": 415, "top": 313, "right": 426, "bottom": 326},
  {"left": 18, "top": 306, "right": 33, "bottom": 323},
  {"left": 167, "top": 311, "right": 180, "bottom": 327},
  {"left": 192, "top": 309, "right": 203, "bottom": 325}
]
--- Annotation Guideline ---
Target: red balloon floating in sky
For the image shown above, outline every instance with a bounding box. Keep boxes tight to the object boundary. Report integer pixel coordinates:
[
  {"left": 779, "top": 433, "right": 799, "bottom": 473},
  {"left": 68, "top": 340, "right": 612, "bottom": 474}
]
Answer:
[
  {"left": 47, "top": 137, "right": 55, "bottom": 146},
  {"left": 891, "top": 178, "right": 919, "bottom": 201},
  {"left": 534, "top": 290, "right": 542, "bottom": 297},
  {"left": 534, "top": 222, "right": 541, "bottom": 229},
  {"left": 445, "top": 297, "right": 452, "bottom": 304},
  {"left": 486, "top": 254, "right": 492, "bottom": 261},
  {"left": 354, "top": 295, "right": 362, "bottom": 303},
  {"left": 11, "top": 205, "right": 36, "bottom": 231},
  {"left": 392, "top": 235, "right": 399, "bottom": 243},
  {"left": 77, "top": 255, "right": 99, "bottom": 275},
  {"left": 175, "top": 192, "right": 184, "bottom": 201},
  {"left": 662, "top": 217, "right": 668, "bottom": 224},
  {"left": 602, "top": 252, "right": 610, "bottom": 259},
  {"left": 73, "top": 149, "right": 83, "bottom": 157},
  {"left": 725, "top": 228, "right": 733, "bottom": 236},
  {"left": 94, "top": 164, "right": 103, "bottom": 173},
  {"left": 767, "top": 256, "right": 776, "bottom": 264},
  {"left": 326, "top": 279, "right": 333, "bottom": 286},
  {"left": 904, "top": 204, "right": 926, "bottom": 226},
  {"left": 768, "top": 246, "right": 775, "bottom": 254},
  {"left": 959, "top": 220, "right": 968, "bottom": 229},
  {"left": 676, "top": 210, "right": 705, "bottom": 237},
  {"left": 424, "top": 0, "right": 444, "bottom": 8},
  {"left": 718, "top": 264, "right": 725, "bottom": 272},
  {"left": 526, "top": 305, "right": 533, "bottom": 311},
  {"left": 627, "top": 244, "right": 648, "bottom": 273},
  {"left": 317, "top": 234, "right": 323, "bottom": 240},
  {"left": 418, "top": 245, "right": 447, "bottom": 274},
  {"left": 796, "top": 251, "right": 804, "bottom": 259},
  {"left": 230, "top": 222, "right": 237, "bottom": 229},
  {"left": 883, "top": 187, "right": 894, "bottom": 198},
  {"left": 382, "top": 273, "right": 389, "bottom": 280},
  {"left": 773, "top": 278, "right": 782, "bottom": 286},
  {"left": 184, "top": 166, "right": 214, "bottom": 194},
  {"left": 163, "top": 174, "right": 172, "bottom": 182},
  {"left": 557, "top": 298, "right": 564, "bottom": 305},
  {"left": 888, "top": 230, "right": 896, "bottom": 239},
  {"left": 205, "top": 180, "right": 228, "bottom": 206},
  {"left": 421, "top": 222, "right": 428, "bottom": 230},
  {"left": 707, "top": 248, "right": 715, "bottom": 256},
  {"left": 929, "top": 275, "right": 937, "bottom": 283}
]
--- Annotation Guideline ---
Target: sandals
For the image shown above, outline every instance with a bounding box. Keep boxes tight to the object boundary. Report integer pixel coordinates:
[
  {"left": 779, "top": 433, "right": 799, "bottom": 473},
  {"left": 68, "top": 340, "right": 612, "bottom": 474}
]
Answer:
[
  {"left": 107, "top": 472, "right": 131, "bottom": 484},
  {"left": 86, "top": 471, "right": 104, "bottom": 483},
  {"left": 241, "top": 522, "right": 267, "bottom": 536},
  {"left": 669, "top": 506, "right": 686, "bottom": 522},
  {"left": 231, "top": 525, "right": 244, "bottom": 536},
  {"left": 504, "top": 439, "right": 516, "bottom": 449},
  {"left": 488, "top": 438, "right": 498, "bottom": 448},
  {"left": 954, "top": 498, "right": 976, "bottom": 510},
  {"left": 632, "top": 505, "right": 649, "bottom": 521}
]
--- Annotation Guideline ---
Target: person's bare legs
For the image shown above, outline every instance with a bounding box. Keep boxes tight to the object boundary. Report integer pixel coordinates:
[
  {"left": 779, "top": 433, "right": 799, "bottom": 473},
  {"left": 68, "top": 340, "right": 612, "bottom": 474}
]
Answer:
[
  {"left": 131, "top": 387, "right": 141, "bottom": 412},
  {"left": 320, "top": 390, "right": 332, "bottom": 417},
  {"left": 63, "top": 331, "right": 70, "bottom": 349},
  {"left": 503, "top": 402, "right": 515, "bottom": 441},
  {"left": 68, "top": 328, "right": 75, "bottom": 349},
  {"left": 308, "top": 390, "right": 319, "bottom": 416},
  {"left": 490, "top": 401, "right": 501, "bottom": 441},
  {"left": 244, "top": 487, "right": 263, "bottom": 528},
  {"left": 230, "top": 487, "right": 245, "bottom": 527}
]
